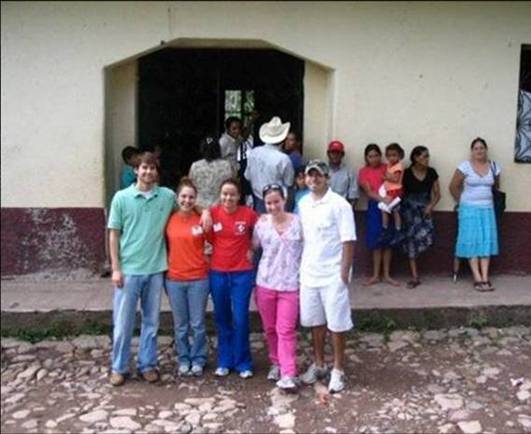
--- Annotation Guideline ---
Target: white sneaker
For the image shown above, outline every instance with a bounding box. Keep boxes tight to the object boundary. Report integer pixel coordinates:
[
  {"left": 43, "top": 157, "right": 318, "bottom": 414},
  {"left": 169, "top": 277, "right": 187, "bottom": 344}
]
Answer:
[
  {"left": 215, "top": 367, "right": 229, "bottom": 377},
  {"left": 276, "top": 376, "right": 297, "bottom": 390},
  {"left": 191, "top": 365, "right": 203, "bottom": 377},
  {"left": 178, "top": 364, "right": 191, "bottom": 377},
  {"left": 328, "top": 368, "right": 345, "bottom": 393},
  {"left": 267, "top": 365, "right": 281, "bottom": 381},
  {"left": 300, "top": 363, "right": 328, "bottom": 385},
  {"left": 239, "top": 370, "right": 253, "bottom": 379}
]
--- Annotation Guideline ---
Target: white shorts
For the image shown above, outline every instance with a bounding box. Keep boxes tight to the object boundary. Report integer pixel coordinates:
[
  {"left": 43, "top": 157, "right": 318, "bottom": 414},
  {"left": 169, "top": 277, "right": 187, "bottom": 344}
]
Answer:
[{"left": 300, "top": 279, "right": 353, "bottom": 333}]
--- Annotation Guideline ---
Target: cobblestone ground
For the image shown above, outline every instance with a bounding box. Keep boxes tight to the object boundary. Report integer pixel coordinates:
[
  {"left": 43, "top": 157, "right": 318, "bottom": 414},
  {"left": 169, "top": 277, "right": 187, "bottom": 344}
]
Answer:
[{"left": 1, "top": 327, "right": 531, "bottom": 434}]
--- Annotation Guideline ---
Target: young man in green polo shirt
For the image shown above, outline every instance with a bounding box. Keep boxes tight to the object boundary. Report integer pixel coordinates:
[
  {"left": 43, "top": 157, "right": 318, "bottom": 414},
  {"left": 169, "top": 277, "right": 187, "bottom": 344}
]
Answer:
[{"left": 107, "top": 151, "right": 177, "bottom": 386}]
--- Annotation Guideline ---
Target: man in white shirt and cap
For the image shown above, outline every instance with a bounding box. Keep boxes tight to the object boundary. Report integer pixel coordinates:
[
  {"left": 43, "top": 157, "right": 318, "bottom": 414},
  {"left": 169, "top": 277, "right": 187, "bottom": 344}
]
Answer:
[
  {"left": 244, "top": 116, "right": 294, "bottom": 214},
  {"left": 297, "top": 159, "right": 356, "bottom": 393}
]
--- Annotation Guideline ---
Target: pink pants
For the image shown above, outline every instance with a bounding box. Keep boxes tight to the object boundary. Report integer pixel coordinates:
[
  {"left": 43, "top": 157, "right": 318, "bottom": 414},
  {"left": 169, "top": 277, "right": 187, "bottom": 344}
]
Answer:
[{"left": 255, "top": 286, "right": 299, "bottom": 377}]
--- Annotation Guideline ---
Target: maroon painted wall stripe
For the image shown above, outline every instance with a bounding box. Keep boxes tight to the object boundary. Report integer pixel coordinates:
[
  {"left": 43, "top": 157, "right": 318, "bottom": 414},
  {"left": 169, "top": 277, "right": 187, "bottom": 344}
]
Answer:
[
  {"left": 1, "top": 208, "right": 106, "bottom": 276},
  {"left": 1, "top": 208, "right": 529, "bottom": 276}
]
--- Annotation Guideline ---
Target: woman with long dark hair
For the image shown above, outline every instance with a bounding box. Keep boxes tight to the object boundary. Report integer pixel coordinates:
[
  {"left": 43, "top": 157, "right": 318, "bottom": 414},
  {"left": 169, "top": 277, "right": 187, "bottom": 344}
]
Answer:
[
  {"left": 358, "top": 144, "right": 399, "bottom": 286},
  {"left": 401, "top": 146, "right": 441, "bottom": 288}
]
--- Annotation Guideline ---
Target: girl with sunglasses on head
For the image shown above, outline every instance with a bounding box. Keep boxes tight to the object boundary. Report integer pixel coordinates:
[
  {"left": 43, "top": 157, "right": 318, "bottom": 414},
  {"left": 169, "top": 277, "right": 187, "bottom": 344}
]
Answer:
[{"left": 252, "top": 183, "right": 303, "bottom": 390}]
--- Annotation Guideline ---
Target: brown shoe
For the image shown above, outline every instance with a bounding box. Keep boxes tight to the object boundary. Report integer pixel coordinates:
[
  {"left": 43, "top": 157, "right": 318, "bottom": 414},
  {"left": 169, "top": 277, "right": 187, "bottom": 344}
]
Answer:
[
  {"left": 140, "top": 369, "right": 160, "bottom": 383},
  {"left": 110, "top": 372, "right": 125, "bottom": 387}
]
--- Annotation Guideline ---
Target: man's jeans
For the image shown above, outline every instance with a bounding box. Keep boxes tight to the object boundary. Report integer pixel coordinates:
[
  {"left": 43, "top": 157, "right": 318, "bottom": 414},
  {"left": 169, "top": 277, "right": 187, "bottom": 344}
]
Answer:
[
  {"left": 165, "top": 278, "right": 209, "bottom": 368},
  {"left": 111, "top": 273, "right": 163, "bottom": 374},
  {"left": 209, "top": 270, "right": 254, "bottom": 372}
]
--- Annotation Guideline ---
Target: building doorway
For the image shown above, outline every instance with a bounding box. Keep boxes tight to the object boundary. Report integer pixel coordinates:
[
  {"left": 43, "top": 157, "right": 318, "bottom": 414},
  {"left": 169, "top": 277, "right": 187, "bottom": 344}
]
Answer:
[{"left": 137, "top": 48, "right": 305, "bottom": 188}]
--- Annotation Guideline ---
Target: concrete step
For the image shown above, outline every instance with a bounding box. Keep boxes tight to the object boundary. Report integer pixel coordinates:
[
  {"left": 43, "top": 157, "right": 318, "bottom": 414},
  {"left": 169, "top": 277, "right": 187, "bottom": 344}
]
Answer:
[{"left": 1, "top": 275, "right": 530, "bottom": 333}]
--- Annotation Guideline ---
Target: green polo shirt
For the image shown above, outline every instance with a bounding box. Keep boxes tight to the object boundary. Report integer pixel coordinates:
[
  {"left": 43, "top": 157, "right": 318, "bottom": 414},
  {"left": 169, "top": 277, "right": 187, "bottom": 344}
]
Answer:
[{"left": 107, "top": 184, "right": 176, "bottom": 275}]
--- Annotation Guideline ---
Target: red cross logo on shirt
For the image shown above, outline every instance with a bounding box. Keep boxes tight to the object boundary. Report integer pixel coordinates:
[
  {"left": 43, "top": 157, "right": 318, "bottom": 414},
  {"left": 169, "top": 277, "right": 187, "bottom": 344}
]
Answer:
[{"left": 234, "top": 221, "right": 247, "bottom": 235}]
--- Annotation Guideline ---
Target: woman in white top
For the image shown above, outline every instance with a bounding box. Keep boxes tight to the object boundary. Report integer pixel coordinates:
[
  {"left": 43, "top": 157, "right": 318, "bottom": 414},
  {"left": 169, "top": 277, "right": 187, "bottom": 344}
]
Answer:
[{"left": 449, "top": 137, "right": 501, "bottom": 292}]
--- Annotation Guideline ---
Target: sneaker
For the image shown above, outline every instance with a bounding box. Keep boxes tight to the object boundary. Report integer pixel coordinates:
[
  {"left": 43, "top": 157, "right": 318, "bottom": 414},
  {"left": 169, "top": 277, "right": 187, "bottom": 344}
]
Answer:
[
  {"left": 276, "top": 376, "right": 297, "bottom": 390},
  {"left": 239, "top": 370, "right": 253, "bottom": 379},
  {"left": 215, "top": 367, "right": 229, "bottom": 377},
  {"left": 109, "top": 372, "right": 125, "bottom": 387},
  {"left": 300, "top": 363, "right": 328, "bottom": 385},
  {"left": 191, "top": 365, "right": 204, "bottom": 377},
  {"left": 328, "top": 368, "right": 345, "bottom": 393},
  {"left": 178, "top": 364, "right": 191, "bottom": 377},
  {"left": 267, "top": 365, "right": 281, "bottom": 382},
  {"left": 140, "top": 369, "right": 160, "bottom": 383}
]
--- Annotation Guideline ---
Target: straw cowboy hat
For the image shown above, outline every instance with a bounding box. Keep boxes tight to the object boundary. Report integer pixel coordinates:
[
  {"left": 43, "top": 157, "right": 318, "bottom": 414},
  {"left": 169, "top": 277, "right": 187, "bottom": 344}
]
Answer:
[{"left": 259, "top": 116, "right": 291, "bottom": 144}]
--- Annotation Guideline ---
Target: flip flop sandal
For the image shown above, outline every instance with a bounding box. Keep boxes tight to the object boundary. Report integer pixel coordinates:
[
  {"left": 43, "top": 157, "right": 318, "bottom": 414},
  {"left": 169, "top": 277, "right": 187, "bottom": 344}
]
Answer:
[
  {"left": 473, "top": 281, "right": 485, "bottom": 292},
  {"left": 483, "top": 281, "right": 495, "bottom": 291},
  {"left": 406, "top": 280, "right": 421, "bottom": 289}
]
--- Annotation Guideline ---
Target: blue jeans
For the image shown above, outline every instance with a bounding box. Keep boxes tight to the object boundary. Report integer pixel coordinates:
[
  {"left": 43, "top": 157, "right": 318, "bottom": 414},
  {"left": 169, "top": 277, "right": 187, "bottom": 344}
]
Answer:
[
  {"left": 111, "top": 273, "right": 163, "bottom": 374},
  {"left": 209, "top": 270, "right": 254, "bottom": 372},
  {"left": 165, "top": 278, "right": 209, "bottom": 368}
]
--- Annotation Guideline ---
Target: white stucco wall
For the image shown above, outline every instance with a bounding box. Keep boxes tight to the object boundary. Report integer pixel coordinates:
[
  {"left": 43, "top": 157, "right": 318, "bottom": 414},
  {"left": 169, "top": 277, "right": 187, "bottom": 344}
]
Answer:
[
  {"left": 104, "top": 61, "right": 137, "bottom": 207},
  {"left": 303, "top": 61, "right": 333, "bottom": 161},
  {"left": 2, "top": 1, "right": 530, "bottom": 210}
]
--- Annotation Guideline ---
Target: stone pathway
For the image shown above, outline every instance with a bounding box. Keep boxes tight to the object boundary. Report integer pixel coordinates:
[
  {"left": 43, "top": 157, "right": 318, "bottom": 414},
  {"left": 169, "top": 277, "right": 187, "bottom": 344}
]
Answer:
[{"left": 1, "top": 327, "right": 531, "bottom": 433}]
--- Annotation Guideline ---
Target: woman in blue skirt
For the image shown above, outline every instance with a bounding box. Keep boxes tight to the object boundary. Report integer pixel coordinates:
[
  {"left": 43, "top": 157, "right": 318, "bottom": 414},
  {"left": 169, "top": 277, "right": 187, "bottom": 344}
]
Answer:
[{"left": 449, "top": 137, "right": 501, "bottom": 291}]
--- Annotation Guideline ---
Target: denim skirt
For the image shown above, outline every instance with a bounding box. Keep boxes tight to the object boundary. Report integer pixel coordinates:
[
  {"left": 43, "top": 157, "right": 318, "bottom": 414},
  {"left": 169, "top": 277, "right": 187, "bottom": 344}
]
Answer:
[{"left": 455, "top": 203, "right": 498, "bottom": 258}]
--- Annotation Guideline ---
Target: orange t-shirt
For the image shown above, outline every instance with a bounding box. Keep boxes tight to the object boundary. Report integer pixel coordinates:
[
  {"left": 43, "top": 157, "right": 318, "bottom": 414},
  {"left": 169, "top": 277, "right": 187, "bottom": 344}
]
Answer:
[
  {"left": 384, "top": 162, "right": 404, "bottom": 192},
  {"left": 166, "top": 212, "right": 210, "bottom": 281}
]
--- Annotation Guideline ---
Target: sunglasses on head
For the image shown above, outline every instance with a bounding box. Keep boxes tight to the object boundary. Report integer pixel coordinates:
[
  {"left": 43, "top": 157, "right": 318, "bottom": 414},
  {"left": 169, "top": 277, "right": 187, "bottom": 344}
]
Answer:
[{"left": 262, "top": 183, "right": 284, "bottom": 197}]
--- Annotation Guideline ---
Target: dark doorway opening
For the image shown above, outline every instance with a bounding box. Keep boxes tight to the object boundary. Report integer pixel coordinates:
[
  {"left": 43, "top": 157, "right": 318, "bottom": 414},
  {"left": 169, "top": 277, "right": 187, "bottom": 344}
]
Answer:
[{"left": 137, "top": 48, "right": 305, "bottom": 188}]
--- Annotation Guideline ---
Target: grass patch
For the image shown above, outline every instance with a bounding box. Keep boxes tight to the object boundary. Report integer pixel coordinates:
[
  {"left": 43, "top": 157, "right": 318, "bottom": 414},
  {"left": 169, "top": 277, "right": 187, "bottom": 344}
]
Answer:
[
  {"left": 1, "top": 319, "right": 111, "bottom": 343},
  {"left": 468, "top": 313, "right": 489, "bottom": 329},
  {"left": 357, "top": 311, "right": 397, "bottom": 335}
]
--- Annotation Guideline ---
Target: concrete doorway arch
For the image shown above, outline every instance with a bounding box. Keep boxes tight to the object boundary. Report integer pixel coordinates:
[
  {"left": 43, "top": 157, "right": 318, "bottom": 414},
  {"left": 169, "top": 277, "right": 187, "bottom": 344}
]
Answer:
[{"left": 104, "top": 39, "right": 334, "bottom": 206}]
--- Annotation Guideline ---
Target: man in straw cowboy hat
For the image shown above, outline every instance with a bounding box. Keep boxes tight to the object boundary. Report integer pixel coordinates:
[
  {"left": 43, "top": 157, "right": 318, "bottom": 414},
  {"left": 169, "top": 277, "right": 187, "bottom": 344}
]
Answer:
[{"left": 244, "top": 116, "right": 294, "bottom": 213}]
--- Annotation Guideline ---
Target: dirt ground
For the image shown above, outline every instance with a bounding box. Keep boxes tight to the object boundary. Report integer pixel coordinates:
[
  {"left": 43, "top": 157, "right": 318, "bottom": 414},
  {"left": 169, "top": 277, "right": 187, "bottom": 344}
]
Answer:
[{"left": 1, "top": 327, "right": 531, "bottom": 434}]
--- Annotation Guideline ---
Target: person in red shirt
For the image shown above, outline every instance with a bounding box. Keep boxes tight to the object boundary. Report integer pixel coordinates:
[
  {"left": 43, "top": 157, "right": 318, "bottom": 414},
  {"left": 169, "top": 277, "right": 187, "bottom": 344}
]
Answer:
[
  {"left": 209, "top": 179, "right": 258, "bottom": 378},
  {"left": 165, "top": 177, "right": 212, "bottom": 378}
]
